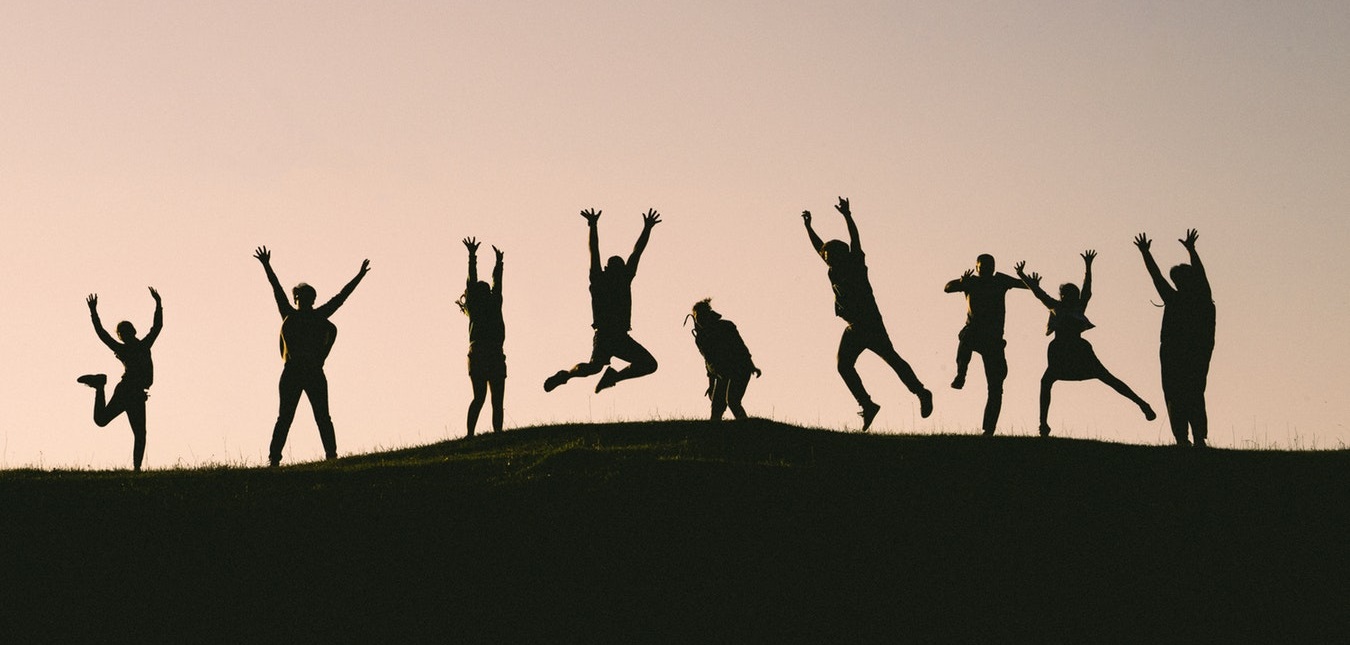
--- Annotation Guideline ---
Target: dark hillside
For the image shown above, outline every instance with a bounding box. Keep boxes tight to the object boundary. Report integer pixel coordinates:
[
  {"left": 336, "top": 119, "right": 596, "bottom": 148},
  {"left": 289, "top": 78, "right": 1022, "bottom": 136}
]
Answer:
[{"left": 1, "top": 420, "right": 1346, "bottom": 642}]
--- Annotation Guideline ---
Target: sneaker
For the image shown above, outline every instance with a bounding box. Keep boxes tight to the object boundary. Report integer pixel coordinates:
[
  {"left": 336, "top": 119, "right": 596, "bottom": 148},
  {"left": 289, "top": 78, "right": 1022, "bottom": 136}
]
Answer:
[
  {"left": 859, "top": 401, "right": 881, "bottom": 432},
  {"left": 951, "top": 374, "right": 965, "bottom": 390},
  {"left": 77, "top": 374, "right": 107, "bottom": 388},
  {"left": 594, "top": 367, "right": 620, "bottom": 393},
  {"left": 1038, "top": 423, "right": 1052, "bottom": 437},
  {"left": 1142, "top": 403, "right": 1157, "bottom": 421},
  {"left": 543, "top": 370, "right": 569, "bottom": 393},
  {"left": 918, "top": 388, "right": 933, "bottom": 419}
]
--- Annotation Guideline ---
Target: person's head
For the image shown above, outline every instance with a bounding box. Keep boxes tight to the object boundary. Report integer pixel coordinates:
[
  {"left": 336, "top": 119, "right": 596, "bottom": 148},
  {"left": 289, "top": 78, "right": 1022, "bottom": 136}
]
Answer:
[
  {"left": 821, "top": 239, "right": 850, "bottom": 266},
  {"left": 116, "top": 321, "right": 137, "bottom": 342},
  {"left": 1170, "top": 264, "right": 1196, "bottom": 291},
  {"left": 690, "top": 298, "right": 720, "bottom": 328},
  {"left": 292, "top": 283, "right": 317, "bottom": 309},
  {"left": 605, "top": 255, "right": 625, "bottom": 273},
  {"left": 1059, "top": 283, "right": 1081, "bottom": 304},
  {"left": 976, "top": 253, "right": 995, "bottom": 277},
  {"left": 463, "top": 281, "right": 491, "bottom": 305}
]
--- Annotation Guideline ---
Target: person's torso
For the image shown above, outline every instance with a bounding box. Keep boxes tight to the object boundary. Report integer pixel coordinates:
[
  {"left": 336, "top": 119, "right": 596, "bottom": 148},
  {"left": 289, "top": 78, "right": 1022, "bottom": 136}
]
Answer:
[
  {"left": 590, "top": 269, "right": 634, "bottom": 331},
  {"left": 828, "top": 255, "right": 881, "bottom": 323},
  {"left": 281, "top": 310, "right": 337, "bottom": 365},
  {"left": 115, "top": 342, "right": 154, "bottom": 388}
]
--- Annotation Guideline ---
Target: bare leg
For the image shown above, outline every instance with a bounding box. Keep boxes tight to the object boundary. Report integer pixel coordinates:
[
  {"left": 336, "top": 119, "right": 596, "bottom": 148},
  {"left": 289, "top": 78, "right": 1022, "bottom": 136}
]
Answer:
[
  {"left": 126, "top": 398, "right": 147, "bottom": 471},
  {"left": 489, "top": 375, "right": 505, "bottom": 432},
  {"left": 467, "top": 377, "right": 488, "bottom": 437},
  {"left": 1098, "top": 369, "right": 1155, "bottom": 420},
  {"left": 1039, "top": 371, "right": 1054, "bottom": 436}
]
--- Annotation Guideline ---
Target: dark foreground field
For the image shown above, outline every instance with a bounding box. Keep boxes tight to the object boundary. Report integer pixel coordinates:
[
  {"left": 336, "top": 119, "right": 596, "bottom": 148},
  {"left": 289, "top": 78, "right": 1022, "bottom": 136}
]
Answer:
[{"left": 1, "top": 420, "right": 1346, "bottom": 643}]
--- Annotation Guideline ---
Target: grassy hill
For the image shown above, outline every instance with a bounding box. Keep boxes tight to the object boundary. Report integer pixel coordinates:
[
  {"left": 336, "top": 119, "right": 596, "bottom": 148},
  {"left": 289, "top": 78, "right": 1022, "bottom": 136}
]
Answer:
[{"left": 1, "top": 419, "right": 1347, "bottom": 643}]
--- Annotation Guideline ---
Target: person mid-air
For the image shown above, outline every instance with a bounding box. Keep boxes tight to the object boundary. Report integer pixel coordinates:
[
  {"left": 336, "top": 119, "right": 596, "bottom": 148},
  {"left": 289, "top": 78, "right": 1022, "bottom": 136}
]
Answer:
[{"left": 78, "top": 287, "right": 164, "bottom": 472}]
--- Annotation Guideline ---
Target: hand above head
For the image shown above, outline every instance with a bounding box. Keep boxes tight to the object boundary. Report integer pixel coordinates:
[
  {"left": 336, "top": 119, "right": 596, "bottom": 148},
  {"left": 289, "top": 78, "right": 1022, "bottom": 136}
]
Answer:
[
  {"left": 493, "top": 245, "right": 504, "bottom": 262},
  {"left": 581, "top": 208, "right": 601, "bottom": 224},
  {"left": 148, "top": 287, "right": 161, "bottom": 302},
  {"left": 1014, "top": 260, "right": 1028, "bottom": 277},
  {"left": 358, "top": 259, "right": 371, "bottom": 276},
  {"left": 462, "top": 237, "right": 479, "bottom": 254},
  {"left": 642, "top": 208, "right": 662, "bottom": 228},
  {"left": 86, "top": 293, "right": 98, "bottom": 312},
  {"left": 1024, "top": 271, "right": 1042, "bottom": 288},
  {"left": 834, "top": 196, "right": 851, "bottom": 217},
  {"left": 1180, "top": 228, "right": 1199, "bottom": 249},
  {"left": 962, "top": 269, "right": 974, "bottom": 280},
  {"left": 1133, "top": 233, "right": 1151, "bottom": 253},
  {"left": 1081, "top": 249, "right": 1097, "bottom": 265},
  {"left": 801, "top": 210, "right": 812, "bottom": 226},
  {"left": 253, "top": 246, "right": 271, "bottom": 265}
]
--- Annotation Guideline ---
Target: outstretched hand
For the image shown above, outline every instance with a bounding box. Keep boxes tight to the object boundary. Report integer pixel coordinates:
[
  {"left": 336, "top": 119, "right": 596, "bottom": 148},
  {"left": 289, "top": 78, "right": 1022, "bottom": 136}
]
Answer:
[
  {"left": 463, "top": 237, "right": 479, "bottom": 254},
  {"left": 493, "top": 245, "right": 504, "bottom": 262},
  {"left": 1133, "top": 233, "right": 1151, "bottom": 253},
  {"left": 1024, "top": 271, "right": 1042, "bottom": 288},
  {"left": 834, "top": 196, "right": 851, "bottom": 217},
  {"left": 962, "top": 269, "right": 974, "bottom": 280},
  {"left": 253, "top": 246, "right": 271, "bottom": 265},
  {"left": 1081, "top": 249, "right": 1097, "bottom": 265},
  {"left": 642, "top": 208, "right": 662, "bottom": 228},
  {"left": 801, "top": 210, "right": 812, "bottom": 226},
  {"left": 580, "top": 208, "right": 601, "bottom": 224},
  {"left": 358, "top": 259, "right": 371, "bottom": 276},
  {"left": 86, "top": 293, "right": 98, "bottom": 312},
  {"left": 148, "top": 287, "right": 161, "bottom": 303},
  {"left": 1180, "top": 228, "right": 1199, "bottom": 249},
  {"left": 1014, "top": 260, "right": 1028, "bottom": 277}
]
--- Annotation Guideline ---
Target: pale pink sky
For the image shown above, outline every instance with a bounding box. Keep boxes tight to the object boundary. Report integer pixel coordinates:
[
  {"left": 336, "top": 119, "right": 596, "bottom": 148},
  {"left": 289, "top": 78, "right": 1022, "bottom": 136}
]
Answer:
[{"left": 2, "top": 1, "right": 1347, "bottom": 468}]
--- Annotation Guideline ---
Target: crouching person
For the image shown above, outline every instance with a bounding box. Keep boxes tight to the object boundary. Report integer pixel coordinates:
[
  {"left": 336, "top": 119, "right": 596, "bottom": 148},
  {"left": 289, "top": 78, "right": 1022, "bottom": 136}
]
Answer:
[{"left": 688, "top": 299, "right": 762, "bottom": 421}]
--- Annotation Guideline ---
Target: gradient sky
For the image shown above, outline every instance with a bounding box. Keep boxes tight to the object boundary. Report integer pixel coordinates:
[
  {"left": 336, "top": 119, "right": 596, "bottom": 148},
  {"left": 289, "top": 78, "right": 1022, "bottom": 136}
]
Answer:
[{"left": 3, "top": 1, "right": 1348, "bottom": 469}]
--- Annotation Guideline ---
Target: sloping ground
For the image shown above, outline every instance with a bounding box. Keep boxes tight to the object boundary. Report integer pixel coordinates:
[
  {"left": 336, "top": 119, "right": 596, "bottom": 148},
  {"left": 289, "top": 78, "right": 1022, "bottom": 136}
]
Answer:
[{"left": 0, "top": 420, "right": 1346, "bottom": 643}]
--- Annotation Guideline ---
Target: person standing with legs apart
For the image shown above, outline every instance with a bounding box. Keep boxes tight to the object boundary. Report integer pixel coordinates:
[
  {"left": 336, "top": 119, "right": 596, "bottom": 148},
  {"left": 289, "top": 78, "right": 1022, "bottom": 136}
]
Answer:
[
  {"left": 801, "top": 197, "right": 933, "bottom": 431},
  {"left": 1134, "top": 229, "right": 1215, "bottom": 448},
  {"left": 458, "top": 237, "right": 506, "bottom": 437},
  {"left": 687, "top": 299, "right": 762, "bottom": 421},
  {"left": 78, "top": 288, "right": 163, "bottom": 472},
  {"left": 944, "top": 254, "right": 1029, "bottom": 435},
  {"left": 254, "top": 246, "right": 370, "bottom": 466},
  {"left": 544, "top": 208, "right": 661, "bottom": 394},
  {"left": 1015, "top": 251, "right": 1155, "bottom": 437}
]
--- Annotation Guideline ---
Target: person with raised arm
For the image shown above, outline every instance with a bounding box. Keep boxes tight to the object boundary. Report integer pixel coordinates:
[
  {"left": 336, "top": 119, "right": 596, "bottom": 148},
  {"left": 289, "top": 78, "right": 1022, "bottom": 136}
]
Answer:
[
  {"left": 457, "top": 237, "right": 506, "bottom": 437},
  {"left": 1134, "top": 229, "right": 1216, "bottom": 448},
  {"left": 77, "top": 288, "right": 164, "bottom": 471},
  {"left": 687, "top": 298, "right": 762, "bottom": 421},
  {"left": 1015, "top": 251, "right": 1155, "bottom": 437},
  {"left": 802, "top": 196, "right": 932, "bottom": 431},
  {"left": 254, "top": 246, "right": 370, "bottom": 466},
  {"left": 943, "top": 254, "right": 1029, "bottom": 435},
  {"left": 544, "top": 208, "right": 662, "bottom": 394}
]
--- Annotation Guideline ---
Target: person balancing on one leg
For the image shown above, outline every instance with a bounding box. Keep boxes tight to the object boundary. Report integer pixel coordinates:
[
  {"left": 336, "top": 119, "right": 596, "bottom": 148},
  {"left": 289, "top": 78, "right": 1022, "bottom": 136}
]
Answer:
[
  {"left": 78, "top": 287, "right": 163, "bottom": 471},
  {"left": 544, "top": 208, "right": 661, "bottom": 394},
  {"left": 1134, "top": 229, "right": 1216, "bottom": 448},
  {"left": 1015, "top": 251, "right": 1155, "bottom": 437},
  {"left": 254, "top": 246, "right": 370, "bottom": 466},
  {"left": 943, "top": 254, "right": 1029, "bottom": 435},
  {"left": 457, "top": 237, "right": 506, "bottom": 437},
  {"left": 801, "top": 196, "right": 932, "bottom": 431},
  {"left": 687, "top": 298, "right": 762, "bottom": 421}
]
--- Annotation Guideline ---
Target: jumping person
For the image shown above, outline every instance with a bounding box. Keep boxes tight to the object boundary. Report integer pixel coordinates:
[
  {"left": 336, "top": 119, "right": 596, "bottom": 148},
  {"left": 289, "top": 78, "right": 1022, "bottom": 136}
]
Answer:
[
  {"left": 687, "top": 299, "right": 762, "bottom": 421},
  {"left": 254, "top": 246, "right": 370, "bottom": 466},
  {"left": 1015, "top": 251, "right": 1155, "bottom": 437},
  {"left": 1134, "top": 229, "right": 1216, "bottom": 448},
  {"left": 544, "top": 208, "right": 661, "bottom": 394},
  {"left": 943, "top": 254, "right": 1029, "bottom": 435},
  {"left": 457, "top": 237, "right": 506, "bottom": 437},
  {"left": 802, "top": 197, "right": 932, "bottom": 431},
  {"left": 78, "top": 288, "right": 164, "bottom": 471}
]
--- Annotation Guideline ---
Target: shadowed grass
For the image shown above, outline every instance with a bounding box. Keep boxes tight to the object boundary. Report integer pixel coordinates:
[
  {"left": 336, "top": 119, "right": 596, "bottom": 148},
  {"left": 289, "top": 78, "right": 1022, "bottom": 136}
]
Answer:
[{"left": 1, "top": 419, "right": 1346, "bottom": 642}]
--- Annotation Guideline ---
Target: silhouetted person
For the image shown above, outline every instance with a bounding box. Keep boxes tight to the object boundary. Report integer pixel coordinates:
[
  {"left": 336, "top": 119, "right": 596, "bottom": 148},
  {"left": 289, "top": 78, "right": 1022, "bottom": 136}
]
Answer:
[
  {"left": 687, "top": 299, "right": 762, "bottom": 421},
  {"left": 78, "top": 288, "right": 163, "bottom": 471},
  {"left": 944, "top": 254, "right": 1029, "bottom": 435},
  {"left": 1015, "top": 251, "right": 1155, "bottom": 437},
  {"left": 457, "top": 237, "right": 506, "bottom": 437},
  {"left": 802, "top": 197, "right": 932, "bottom": 430},
  {"left": 1134, "top": 229, "right": 1216, "bottom": 448},
  {"left": 544, "top": 208, "right": 661, "bottom": 394},
  {"left": 254, "top": 246, "right": 370, "bottom": 466}
]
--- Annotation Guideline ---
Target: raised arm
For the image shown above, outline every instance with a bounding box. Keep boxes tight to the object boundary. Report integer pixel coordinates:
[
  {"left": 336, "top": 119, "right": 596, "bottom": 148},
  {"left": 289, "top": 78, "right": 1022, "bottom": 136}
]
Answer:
[
  {"left": 802, "top": 210, "right": 825, "bottom": 256},
  {"left": 492, "top": 245, "right": 504, "bottom": 295},
  {"left": 1180, "top": 228, "right": 1211, "bottom": 298},
  {"left": 463, "top": 237, "right": 480, "bottom": 287},
  {"left": 836, "top": 197, "right": 862, "bottom": 254},
  {"left": 253, "top": 246, "right": 291, "bottom": 316},
  {"left": 1133, "top": 233, "right": 1173, "bottom": 300},
  {"left": 86, "top": 294, "right": 119, "bottom": 350},
  {"left": 944, "top": 270, "right": 974, "bottom": 293},
  {"left": 627, "top": 209, "right": 661, "bottom": 274},
  {"left": 317, "top": 259, "right": 371, "bottom": 316},
  {"left": 1080, "top": 249, "right": 1095, "bottom": 305},
  {"left": 143, "top": 287, "right": 164, "bottom": 346},
  {"left": 1015, "top": 261, "right": 1058, "bottom": 309},
  {"left": 581, "top": 208, "right": 602, "bottom": 276}
]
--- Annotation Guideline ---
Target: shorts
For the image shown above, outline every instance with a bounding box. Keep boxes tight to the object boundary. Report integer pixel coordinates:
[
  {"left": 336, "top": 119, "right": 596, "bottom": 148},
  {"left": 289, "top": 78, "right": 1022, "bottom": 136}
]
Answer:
[{"left": 468, "top": 350, "right": 507, "bottom": 380}]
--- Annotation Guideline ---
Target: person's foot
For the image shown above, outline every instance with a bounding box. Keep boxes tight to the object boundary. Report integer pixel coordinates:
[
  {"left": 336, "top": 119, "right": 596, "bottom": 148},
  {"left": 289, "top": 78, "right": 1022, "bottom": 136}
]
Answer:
[
  {"left": 951, "top": 374, "right": 965, "bottom": 390},
  {"left": 1193, "top": 439, "right": 1207, "bottom": 450},
  {"left": 918, "top": 388, "right": 933, "bottom": 419},
  {"left": 77, "top": 374, "right": 107, "bottom": 388},
  {"left": 982, "top": 427, "right": 995, "bottom": 437},
  {"left": 1174, "top": 439, "right": 1191, "bottom": 448},
  {"left": 268, "top": 458, "right": 281, "bottom": 468},
  {"left": 859, "top": 401, "right": 881, "bottom": 432},
  {"left": 543, "top": 370, "right": 569, "bottom": 393},
  {"left": 595, "top": 367, "right": 620, "bottom": 393},
  {"left": 1038, "top": 423, "right": 1052, "bottom": 437},
  {"left": 1141, "top": 403, "right": 1157, "bottom": 421}
]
